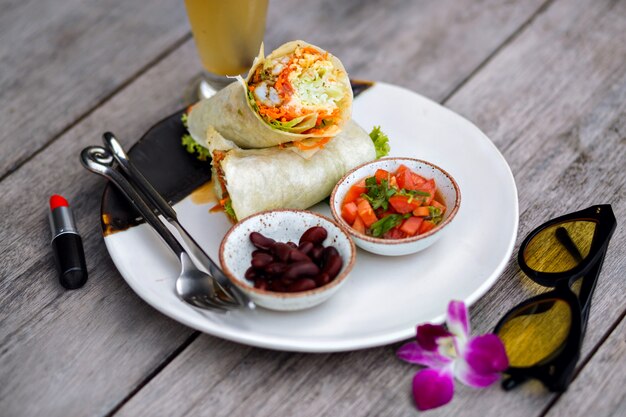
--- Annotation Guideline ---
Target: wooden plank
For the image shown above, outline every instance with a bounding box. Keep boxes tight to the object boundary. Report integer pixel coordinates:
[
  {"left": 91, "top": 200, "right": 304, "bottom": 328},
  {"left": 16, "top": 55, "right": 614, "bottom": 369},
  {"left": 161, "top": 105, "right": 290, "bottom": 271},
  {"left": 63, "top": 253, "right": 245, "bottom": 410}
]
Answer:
[
  {"left": 114, "top": 0, "right": 626, "bottom": 416},
  {"left": 0, "top": 0, "right": 189, "bottom": 178},
  {"left": 263, "top": 0, "right": 547, "bottom": 102},
  {"left": 545, "top": 316, "right": 626, "bottom": 417},
  {"left": 0, "top": 41, "right": 205, "bottom": 417}
]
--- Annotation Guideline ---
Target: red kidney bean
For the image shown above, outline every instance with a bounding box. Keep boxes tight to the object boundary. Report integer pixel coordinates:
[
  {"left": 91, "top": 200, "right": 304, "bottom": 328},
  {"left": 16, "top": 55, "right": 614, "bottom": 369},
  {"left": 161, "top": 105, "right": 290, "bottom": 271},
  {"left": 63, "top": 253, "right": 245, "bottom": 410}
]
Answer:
[
  {"left": 286, "top": 241, "right": 298, "bottom": 249},
  {"left": 314, "top": 273, "right": 331, "bottom": 287},
  {"left": 264, "top": 262, "right": 287, "bottom": 277},
  {"left": 272, "top": 242, "right": 292, "bottom": 262},
  {"left": 251, "top": 252, "right": 273, "bottom": 269},
  {"left": 288, "top": 249, "right": 311, "bottom": 263},
  {"left": 252, "top": 249, "right": 270, "bottom": 257},
  {"left": 298, "top": 241, "right": 314, "bottom": 255},
  {"left": 309, "top": 245, "right": 324, "bottom": 263},
  {"left": 282, "top": 261, "right": 320, "bottom": 281},
  {"left": 254, "top": 279, "right": 268, "bottom": 290},
  {"left": 322, "top": 246, "right": 343, "bottom": 279},
  {"left": 245, "top": 266, "right": 258, "bottom": 280},
  {"left": 269, "top": 280, "right": 287, "bottom": 292},
  {"left": 250, "top": 232, "right": 276, "bottom": 250},
  {"left": 299, "top": 226, "right": 328, "bottom": 246},
  {"left": 278, "top": 276, "right": 295, "bottom": 286},
  {"left": 287, "top": 278, "right": 317, "bottom": 292}
]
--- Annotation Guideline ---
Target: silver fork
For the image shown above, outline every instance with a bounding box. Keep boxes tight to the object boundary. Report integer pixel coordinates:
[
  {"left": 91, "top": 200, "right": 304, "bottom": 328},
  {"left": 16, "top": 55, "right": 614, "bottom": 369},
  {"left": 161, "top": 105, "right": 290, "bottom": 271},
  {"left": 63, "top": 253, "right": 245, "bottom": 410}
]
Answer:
[
  {"left": 101, "top": 132, "right": 252, "bottom": 308},
  {"left": 80, "top": 146, "right": 237, "bottom": 312}
]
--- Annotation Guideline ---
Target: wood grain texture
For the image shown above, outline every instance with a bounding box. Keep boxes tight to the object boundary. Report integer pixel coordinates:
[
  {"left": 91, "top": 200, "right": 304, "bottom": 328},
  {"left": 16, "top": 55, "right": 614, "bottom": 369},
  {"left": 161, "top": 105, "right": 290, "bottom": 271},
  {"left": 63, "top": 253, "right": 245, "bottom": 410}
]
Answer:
[
  {"left": 0, "top": 0, "right": 188, "bottom": 178},
  {"left": 1, "top": 0, "right": 625, "bottom": 415},
  {"left": 0, "top": 41, "right": 204, "bottom": 417},
  {"left": 545, "top": 316, "right": 626, "bottom": 417},
  {"left": 264, "top": 0, "right": 547, "bottom": 102},
  {"left": 115, "top": 0, "right": 626, "bottom": 416}
]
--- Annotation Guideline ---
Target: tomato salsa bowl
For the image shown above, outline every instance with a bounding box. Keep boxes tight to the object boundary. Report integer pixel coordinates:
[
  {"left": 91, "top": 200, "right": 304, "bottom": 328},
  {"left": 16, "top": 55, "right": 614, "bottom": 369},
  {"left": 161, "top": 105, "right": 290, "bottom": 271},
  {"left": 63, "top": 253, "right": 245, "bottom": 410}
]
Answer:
[{"left": 330, "top": 157, "right": 461, "bottom": 256}]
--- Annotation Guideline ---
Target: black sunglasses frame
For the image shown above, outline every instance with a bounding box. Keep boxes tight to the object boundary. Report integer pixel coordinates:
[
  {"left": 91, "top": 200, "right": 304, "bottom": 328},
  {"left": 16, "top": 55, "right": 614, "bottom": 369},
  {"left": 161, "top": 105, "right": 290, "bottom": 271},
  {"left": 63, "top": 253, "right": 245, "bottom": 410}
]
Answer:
[{"left": 494, "top": 204, "right": 616, "bottom": 392}]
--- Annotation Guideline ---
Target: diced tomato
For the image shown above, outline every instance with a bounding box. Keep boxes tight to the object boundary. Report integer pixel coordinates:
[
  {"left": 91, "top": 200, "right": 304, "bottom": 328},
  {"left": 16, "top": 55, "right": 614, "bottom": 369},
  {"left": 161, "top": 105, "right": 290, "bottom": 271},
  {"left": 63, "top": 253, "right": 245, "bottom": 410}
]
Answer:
[
  {"left": 383, "top": 227, "right": 407, "bottom": 239},
  {"left": 344, "top": 180, "right": 367, "bottom": 204},
  {"left": 400, "top": 216, "right": 424, "bottom": 236},
  {"left": 388, "top": 195, "right": 420, "bottom": 214},
  {"left": 431, "top": 199, "right": 446, "bottom": 214},
  {"left": 395, "top": 165, "right": 428, "bottom": 191},
  {"left": 412, "top": 206, "right": 430, "bottom": 217},
  {"left": 395, "top": 164, "right": 409, "bottom": 175},
  {"left": 411, "top": 172, "right": 428, "bottom": 187},
  {"left": 341, "top": 202, "right": 358, "bottom": 224},
  {"left": 375, "top": 169, "right": 392, "bottom": 184},
  {"left": 395, "top": 167, "right": 413, "bottom": 190},
  {"left": 352, "top": 215, "right": 366, "bottom": 234},
  {"left": 418, "top": 220, "right": 437, "bottom": 234},
  {"left": 416, "top": 179, "right": 437, "bottom": 205},
  {"left": 357, "top": 199, "right": 378, "bottom": 227}
]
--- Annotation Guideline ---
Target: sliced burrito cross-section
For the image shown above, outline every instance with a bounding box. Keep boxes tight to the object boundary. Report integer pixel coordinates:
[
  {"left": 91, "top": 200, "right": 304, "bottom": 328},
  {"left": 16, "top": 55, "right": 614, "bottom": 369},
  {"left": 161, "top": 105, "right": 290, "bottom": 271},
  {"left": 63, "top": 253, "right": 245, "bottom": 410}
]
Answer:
[{"left": 188, "top": 40, "right": 352, "bottom": 150}]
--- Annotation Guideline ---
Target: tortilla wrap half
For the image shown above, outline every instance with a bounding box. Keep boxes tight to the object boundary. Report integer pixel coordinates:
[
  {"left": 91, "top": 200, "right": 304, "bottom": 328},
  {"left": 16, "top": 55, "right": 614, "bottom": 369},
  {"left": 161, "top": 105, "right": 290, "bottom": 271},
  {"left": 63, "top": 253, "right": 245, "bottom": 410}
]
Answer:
[
  {"left": 188, "top": 40, "right": 352, "bottom": 150},
  {"left": 207, "top": 120, "right": 375, "bottom": 220}
]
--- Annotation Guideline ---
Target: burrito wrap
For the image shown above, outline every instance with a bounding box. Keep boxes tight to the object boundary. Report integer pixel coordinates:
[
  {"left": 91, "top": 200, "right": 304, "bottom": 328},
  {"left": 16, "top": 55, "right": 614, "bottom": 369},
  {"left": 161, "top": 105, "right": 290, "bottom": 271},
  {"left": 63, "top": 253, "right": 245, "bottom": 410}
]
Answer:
[
  {"left": 207, "top": 120, "right": 375, "bottom": 220},
  {"left": 188, "top": 40, "right": 352, "bottom": 149}
]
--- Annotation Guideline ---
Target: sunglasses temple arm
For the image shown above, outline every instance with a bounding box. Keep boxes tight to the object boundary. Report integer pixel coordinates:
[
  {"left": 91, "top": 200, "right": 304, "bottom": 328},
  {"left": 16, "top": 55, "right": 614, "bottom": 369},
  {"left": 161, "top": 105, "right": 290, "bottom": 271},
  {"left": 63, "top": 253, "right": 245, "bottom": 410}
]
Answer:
[
  {"left": 555, "top": 227, "right": 584, "bottom": 263},
  {"left": 578, "top": 250, "right": 608, "bottom": 336}
]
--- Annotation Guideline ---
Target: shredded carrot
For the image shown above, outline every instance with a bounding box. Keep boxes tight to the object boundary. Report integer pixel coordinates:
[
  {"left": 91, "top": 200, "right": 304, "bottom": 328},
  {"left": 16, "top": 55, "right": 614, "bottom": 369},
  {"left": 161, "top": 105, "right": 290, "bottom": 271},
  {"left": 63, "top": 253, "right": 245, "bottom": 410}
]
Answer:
[
  {"left": 219, "top": 198, "right": 229, "bottom": 206},
  {"left": 293, "top": 137, "right": 331, "bottom": 150},
  {"left": 209, "top": 204, "right": 223, "bottom": 213}
]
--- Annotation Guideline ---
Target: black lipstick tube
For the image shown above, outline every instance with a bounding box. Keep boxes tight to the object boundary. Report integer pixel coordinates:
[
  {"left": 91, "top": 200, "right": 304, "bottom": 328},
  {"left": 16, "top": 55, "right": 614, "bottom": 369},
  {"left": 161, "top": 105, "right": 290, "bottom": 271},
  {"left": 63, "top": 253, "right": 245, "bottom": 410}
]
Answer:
[{"left": 49, "top": 195, "right": 88, "bottom": 289}]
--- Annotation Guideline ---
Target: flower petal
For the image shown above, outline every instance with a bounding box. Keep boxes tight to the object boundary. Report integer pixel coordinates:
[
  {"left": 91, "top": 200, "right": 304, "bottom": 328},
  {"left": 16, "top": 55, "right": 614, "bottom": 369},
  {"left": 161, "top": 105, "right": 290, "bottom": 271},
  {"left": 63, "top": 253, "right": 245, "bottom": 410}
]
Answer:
[
  {"left": 446, "top": 300, "right": 470, "bottom": 339},
  {"left": 464, "top": 334, "right": 509, "bottom": 374},
  {"left": 412, "top": 368, "right": 455, "bottom": 411},
  {"left": 416, "top": 323, "right": 452, "bottom": 351},
  {"left": 397, "top": 341, "right": 452, "bottom": 368},
  {"left": 455, "top": 334, "right": 509, "bottom": 388}
]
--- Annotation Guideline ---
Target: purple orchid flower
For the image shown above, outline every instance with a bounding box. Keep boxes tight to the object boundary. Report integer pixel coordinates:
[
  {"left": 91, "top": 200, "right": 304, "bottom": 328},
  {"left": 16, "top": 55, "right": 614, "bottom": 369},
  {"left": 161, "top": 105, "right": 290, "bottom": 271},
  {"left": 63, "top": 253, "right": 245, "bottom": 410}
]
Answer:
[{"left": 397, "top": 300, "right": 509, "bottom": 411}]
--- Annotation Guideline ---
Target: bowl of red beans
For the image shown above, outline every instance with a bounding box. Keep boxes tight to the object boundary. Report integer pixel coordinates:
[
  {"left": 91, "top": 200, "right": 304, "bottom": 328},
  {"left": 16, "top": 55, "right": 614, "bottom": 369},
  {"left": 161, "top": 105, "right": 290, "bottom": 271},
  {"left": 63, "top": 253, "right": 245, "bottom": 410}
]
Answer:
[
  {"left": 219, "top": 210, "right": 356, "bottom": 311},
  {"left": 330, "top": 157, "right": 461, "bottom": 256}
]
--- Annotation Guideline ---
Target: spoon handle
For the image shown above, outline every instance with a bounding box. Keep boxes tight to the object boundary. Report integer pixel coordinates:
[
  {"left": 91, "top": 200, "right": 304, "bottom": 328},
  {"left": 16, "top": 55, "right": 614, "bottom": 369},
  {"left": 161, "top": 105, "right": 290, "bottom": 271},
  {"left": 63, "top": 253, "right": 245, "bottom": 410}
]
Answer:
[
  {"left": 101, "top": 133, "right": 252, "bottom": 308},
  {"left": 80, "top": 146, "right": 185, "bottom": 257}
]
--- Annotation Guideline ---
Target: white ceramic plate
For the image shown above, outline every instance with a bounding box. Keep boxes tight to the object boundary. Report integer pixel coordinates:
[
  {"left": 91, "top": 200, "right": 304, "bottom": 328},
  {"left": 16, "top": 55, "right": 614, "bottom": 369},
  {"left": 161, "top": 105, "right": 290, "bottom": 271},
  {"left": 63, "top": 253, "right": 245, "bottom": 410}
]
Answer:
[{"left": 103, "top": 82, "right": 518, "bottom": 352}]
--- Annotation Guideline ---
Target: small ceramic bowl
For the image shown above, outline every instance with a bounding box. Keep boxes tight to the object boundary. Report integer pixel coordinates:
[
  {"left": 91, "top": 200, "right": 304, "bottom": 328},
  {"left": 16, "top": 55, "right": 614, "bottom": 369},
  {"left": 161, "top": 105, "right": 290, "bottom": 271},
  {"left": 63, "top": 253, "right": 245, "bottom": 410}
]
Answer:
[
  {"left": 330, "top": 157, "right": 461, "bottom": 256},
  {"left": 219, "top": 210, "right": 356, "bottom": 311}
]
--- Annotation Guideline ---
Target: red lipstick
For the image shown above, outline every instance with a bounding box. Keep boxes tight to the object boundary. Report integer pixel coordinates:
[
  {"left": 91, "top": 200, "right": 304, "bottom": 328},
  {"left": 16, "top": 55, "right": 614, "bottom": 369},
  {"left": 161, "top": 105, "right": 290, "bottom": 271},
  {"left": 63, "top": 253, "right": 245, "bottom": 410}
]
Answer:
[{"left": 48, "top": 194, "right": 88, "bottom": 289}]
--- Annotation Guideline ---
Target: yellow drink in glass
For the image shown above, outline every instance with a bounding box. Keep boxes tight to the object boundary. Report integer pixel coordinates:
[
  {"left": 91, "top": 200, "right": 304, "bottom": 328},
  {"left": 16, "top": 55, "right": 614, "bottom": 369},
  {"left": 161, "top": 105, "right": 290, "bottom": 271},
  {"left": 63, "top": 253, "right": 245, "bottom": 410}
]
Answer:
[{"left": 185, "top": 0, "right": 269, "bottom": 76}]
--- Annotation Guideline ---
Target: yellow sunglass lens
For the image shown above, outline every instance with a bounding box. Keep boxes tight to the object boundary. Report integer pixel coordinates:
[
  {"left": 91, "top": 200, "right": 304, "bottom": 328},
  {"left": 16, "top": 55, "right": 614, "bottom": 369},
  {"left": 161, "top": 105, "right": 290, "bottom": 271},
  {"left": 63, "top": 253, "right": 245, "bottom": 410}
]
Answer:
[
  {"left": 523, "top": 220, "right": 596, "bottom": 273},
  {"left": 497, "top": 299, "right": 571, "bottom": 368}
]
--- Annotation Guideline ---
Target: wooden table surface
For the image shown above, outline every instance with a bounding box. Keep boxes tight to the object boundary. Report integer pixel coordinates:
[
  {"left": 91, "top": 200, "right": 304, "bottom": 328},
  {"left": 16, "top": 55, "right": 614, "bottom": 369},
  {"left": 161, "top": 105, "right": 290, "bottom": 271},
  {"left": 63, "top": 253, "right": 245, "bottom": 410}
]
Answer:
[{"left": 1, "top": 0, "right": 624, "bottom": 415}]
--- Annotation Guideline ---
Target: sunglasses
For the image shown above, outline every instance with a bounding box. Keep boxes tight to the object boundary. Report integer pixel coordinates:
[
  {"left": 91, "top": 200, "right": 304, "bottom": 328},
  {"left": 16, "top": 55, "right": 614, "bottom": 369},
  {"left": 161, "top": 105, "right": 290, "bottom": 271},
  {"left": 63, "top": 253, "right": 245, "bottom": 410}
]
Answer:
[{"left": 494, "top": 204, "right": 616, "bottom": 392}]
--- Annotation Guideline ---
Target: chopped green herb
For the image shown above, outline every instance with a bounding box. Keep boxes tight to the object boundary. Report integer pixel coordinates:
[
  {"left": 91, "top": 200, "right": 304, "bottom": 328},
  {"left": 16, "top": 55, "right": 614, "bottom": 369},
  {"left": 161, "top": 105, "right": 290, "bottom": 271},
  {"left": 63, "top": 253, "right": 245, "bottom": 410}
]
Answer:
[
  {"left": 181, "top": 112, "right": 188, "bottom": 128},
  {"left": 369, "top": 126, "right": 390, "bottom": 158},
  {"left": 181, "top": 134, "right": 211, "bottom": 161},
  {"left": 370, "top": 214, "right": 410, "bottom": 237},
  {"left": 363, "top": 177, "right": 396, "bottom": 210},
  {"left": 223, "top": 199, "right": 237, "bottom": 221},
  {"left": 428, "top": 206, "right": 443, "bottom": 224}
]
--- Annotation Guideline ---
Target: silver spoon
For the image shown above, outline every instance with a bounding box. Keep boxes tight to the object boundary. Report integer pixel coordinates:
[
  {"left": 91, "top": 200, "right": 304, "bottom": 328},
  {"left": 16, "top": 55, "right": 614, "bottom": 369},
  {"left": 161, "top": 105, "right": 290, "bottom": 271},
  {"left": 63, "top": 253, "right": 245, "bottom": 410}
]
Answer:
[
  {"left": 80, "top": 146, "right": 232, "bottom": 312},
  {"left": 101, "top": 132, "right": 252, "bottom": 308}
]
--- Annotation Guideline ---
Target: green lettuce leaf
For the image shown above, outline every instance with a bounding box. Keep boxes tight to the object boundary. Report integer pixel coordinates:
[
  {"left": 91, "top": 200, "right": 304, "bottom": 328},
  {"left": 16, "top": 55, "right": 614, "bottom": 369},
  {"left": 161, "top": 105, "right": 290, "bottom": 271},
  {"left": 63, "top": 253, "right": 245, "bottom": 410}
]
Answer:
[
  {"left": 369, "top": 126, "right": 390, "bottom": 158},
  {"left": 181, "top": 133, "right": 211, "bottom": 161},
  {"left": 223, "top": 199, "right": 237, "bottom": 221}
]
